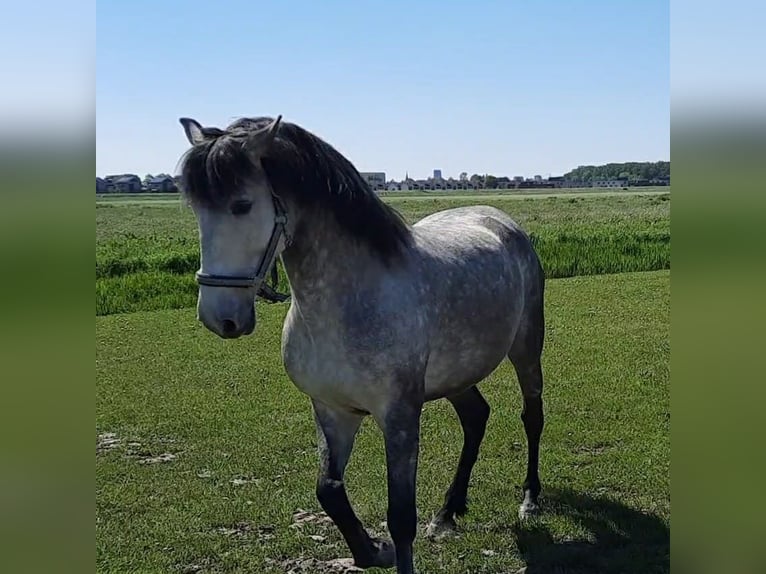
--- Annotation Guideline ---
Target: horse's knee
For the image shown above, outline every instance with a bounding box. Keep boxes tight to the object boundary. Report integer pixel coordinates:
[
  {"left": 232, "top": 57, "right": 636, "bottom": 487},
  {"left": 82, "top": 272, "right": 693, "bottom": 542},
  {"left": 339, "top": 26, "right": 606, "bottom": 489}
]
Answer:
[
  {"left": 518, "top": 365, "right": 543, "bottom": 397},
  {"left": 521, "top": 396, "right": 543, "bottom": 420},
  {"left": 316, "top": 477, "right": 344, "bottom": 508}
]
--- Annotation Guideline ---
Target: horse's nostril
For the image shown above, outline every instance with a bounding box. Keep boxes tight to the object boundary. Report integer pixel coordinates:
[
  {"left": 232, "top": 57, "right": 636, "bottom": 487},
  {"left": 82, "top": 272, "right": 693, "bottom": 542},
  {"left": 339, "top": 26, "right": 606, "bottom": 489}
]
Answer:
[{"left": 221, "top": 319, "right": 237, "bottom": 335}]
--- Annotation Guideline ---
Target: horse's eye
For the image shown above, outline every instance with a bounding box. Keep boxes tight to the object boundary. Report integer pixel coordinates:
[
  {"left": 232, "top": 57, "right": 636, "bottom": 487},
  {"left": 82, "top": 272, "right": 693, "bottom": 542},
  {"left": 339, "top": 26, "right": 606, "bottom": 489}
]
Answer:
[{"left": 230, "top": 200, "right": 253, "bottom": 216}]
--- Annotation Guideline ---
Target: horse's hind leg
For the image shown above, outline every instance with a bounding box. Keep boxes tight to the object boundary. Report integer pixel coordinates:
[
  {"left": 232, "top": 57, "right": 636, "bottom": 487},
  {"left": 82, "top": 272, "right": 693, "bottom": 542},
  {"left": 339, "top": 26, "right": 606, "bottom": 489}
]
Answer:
[
  {"left": 511, "top": 359, "right": 544, "bottom": 518},
  {"left": 426, "top": 386, "right": 490, "bottom": 538},
  {"left": 508, "top": 300, "right": 545, "bottom": 518},
  {"left": 312, "top": 400, "right": 395, "bottom": 569}
]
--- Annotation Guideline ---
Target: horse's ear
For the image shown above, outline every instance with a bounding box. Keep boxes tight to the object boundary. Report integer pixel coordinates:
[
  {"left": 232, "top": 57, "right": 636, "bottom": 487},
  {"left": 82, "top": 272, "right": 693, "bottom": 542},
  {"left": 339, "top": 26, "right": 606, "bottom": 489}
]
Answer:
[
  {"left": 179, "top": 117, "right": 207, "bottom": 146},
  {"left": 247, "top": 115, "right": 282, "bottom": 158}
]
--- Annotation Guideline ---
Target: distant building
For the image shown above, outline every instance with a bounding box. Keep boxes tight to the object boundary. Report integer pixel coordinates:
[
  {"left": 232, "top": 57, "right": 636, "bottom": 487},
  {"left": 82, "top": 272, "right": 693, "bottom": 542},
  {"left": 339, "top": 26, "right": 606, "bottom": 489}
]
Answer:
[
  {"left": 592, "top": 179, "right": 628, "bottom": 188},
  {"left": 96, "top": 177, "right": 107, "bottom": 193},
  {"left": 360, "top": 172, "right": 386, "bottom": 191},
  {"left": 547, "top": 176, "right": 565, "bottom": 188},
  {"left": 105, "top": 174, "right": 142, "bottom": 192},
  {"left": 145, "top": 174, "right": 178, "bottom": 192},
  {"left": 433, "top": 169, "right": 442, "bottom": 180}
]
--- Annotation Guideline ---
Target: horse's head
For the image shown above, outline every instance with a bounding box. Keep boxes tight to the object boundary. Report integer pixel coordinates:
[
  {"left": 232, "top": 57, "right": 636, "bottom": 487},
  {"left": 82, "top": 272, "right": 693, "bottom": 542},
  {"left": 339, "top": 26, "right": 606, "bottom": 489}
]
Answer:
[{"left": 178, "top": 116, "right": 287, "bottom": 339}]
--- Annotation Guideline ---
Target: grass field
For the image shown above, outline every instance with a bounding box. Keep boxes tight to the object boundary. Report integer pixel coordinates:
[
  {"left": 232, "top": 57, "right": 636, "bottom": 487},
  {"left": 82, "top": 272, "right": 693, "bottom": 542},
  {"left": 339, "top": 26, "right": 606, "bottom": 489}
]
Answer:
[
  {"left": 96, "top": 190, "right": 670, "bottom": 316},
  {"left": 96, "top": 270, "right": 669, "bottom": 573}
]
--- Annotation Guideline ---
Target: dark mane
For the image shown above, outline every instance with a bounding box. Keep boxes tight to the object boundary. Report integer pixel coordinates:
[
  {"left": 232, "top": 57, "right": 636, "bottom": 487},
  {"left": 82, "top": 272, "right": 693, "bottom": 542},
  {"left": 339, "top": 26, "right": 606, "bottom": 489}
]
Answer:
[{"left": 179, "top": 117, "right": 412, "bottom": 262}]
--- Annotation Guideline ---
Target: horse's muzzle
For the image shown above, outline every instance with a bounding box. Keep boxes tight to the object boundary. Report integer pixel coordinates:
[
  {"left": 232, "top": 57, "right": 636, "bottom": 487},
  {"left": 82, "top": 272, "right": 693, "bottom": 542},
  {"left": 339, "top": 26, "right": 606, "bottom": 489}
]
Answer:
[{"left": 197, "top": 299, "right": 256, "bottom": 339}]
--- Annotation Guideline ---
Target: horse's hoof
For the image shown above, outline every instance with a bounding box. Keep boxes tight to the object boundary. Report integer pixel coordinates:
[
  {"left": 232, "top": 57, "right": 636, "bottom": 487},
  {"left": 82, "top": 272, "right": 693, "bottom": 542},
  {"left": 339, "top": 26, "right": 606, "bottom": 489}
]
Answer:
[
  {"left": 354, "top": 537, "right": 395, "bottom": 569},
  {"left": 518, "top": 500, "right": 540, "bottom": 520},
  {"left": 426, "top": 516, "right": 457, "bottom": 540}
]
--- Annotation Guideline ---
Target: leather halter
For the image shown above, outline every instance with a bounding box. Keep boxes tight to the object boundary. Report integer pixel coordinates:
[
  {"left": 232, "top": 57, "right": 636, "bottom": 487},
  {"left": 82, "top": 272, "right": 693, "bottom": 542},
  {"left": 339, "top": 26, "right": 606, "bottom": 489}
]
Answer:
[{"left": 195, "top": 193, "right": 290, "bottom": 291}]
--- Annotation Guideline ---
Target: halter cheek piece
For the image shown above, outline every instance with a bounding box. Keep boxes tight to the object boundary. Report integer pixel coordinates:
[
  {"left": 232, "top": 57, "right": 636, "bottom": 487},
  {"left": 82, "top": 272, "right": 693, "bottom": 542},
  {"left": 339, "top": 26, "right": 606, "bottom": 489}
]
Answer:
[{"left": 194, "top": 193, "right": 290, "bottom": 292}]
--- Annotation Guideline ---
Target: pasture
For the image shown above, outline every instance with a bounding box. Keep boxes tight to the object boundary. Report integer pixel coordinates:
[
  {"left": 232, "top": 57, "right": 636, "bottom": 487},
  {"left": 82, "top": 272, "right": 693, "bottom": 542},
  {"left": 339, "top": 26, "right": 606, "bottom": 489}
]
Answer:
[
  {"left": 96, "top": 190, "right": 670, "bottom": 316},
  {"left": 96, "top": 189, "right": 669, "bottom": 573},
  {"left": 96, "top": 271, "right": 669, "bottom": 573}
]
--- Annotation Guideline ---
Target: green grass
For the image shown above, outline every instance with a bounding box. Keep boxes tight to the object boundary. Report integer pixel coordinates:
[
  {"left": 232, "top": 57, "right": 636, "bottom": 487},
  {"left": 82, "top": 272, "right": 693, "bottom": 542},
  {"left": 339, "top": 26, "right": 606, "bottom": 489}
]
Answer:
[
  {"left": 96, "top": 270, "right": 669, "bottom": 573},
  {"left": 96, "top": 191, "right": 670, "bottom": 315}
]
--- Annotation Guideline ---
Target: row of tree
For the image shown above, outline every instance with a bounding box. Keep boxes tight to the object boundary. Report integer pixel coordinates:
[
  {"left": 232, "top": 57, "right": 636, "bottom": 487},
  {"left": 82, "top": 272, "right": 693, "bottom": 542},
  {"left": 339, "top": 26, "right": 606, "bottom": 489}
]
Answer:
[{"left": 563, "top": 161, "right": 669, "bottom": 183}]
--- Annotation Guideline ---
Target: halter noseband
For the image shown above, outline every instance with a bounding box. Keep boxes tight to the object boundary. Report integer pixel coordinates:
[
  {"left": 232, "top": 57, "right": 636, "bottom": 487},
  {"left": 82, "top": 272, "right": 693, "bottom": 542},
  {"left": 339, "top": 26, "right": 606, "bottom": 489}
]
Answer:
[{"left": 194, "top": 193, "right": 290, "bottom": 291}]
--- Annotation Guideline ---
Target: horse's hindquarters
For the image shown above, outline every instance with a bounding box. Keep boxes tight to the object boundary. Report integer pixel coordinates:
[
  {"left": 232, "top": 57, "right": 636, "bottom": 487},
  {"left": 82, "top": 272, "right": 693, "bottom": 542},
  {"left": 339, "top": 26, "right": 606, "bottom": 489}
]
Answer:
[{"left": 413, "top": 206, "right": 536, "bottom": 400}]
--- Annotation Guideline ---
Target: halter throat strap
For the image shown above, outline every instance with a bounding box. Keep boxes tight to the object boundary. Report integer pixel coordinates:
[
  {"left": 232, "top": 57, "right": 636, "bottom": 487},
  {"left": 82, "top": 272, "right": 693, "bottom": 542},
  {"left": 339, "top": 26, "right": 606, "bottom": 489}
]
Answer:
[{"left": 195, "top": 193, "right": 289, "bottom": 290}]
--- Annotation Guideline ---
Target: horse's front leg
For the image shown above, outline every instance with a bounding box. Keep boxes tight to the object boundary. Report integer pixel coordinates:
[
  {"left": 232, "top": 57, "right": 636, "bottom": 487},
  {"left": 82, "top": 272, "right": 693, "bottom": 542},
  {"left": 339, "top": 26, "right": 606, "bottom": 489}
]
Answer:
[
  {"left": 378, "top": 397, "right": 423, "bottom": 574},
  {"left": 312, "top": 400, "right": 395, "bottom": 569}
]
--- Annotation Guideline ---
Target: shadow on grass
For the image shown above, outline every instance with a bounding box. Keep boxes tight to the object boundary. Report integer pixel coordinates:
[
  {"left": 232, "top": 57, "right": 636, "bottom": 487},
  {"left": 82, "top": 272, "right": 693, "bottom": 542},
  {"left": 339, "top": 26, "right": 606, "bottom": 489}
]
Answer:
[{"left": 512, "top": 487, "right": 669, "bottom": 574}]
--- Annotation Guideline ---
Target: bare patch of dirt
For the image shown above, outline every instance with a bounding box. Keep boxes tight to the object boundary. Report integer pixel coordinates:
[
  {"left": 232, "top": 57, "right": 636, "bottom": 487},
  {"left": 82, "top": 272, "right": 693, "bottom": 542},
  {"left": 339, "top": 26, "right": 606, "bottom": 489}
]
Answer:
[
  {"left": 97, "top": 432, "right": 121, "bottom": 454},
  {"left": 212, "top": 522, "right": 275, "bottom": 541},
  {"left": 230, "top": 476, "right": 261, "bottom": 486},
  {"left": 290, "top": 509, "right": 334, "bottom": 529},
  {"left": 176, "top": 556, "right": 217, "bottom": 574},
  {"left": 271, "top": 556, "right": 364, "bottom": 573},
  {"left": 574, "top": 441, "right": 616, "bottom": 456},
  {"left": 97, "top": 432, "right": 180, "bottom": 464},
  {"left": 138, "top": 452, "right": 177, "bottom": 464}
]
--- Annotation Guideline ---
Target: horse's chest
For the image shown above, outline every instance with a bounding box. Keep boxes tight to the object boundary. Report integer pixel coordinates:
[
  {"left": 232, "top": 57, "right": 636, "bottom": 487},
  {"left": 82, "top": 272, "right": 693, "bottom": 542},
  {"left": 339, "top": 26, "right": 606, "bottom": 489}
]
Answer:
[{"left": 281, "top": 321, "right": 385, "bottom": 411}]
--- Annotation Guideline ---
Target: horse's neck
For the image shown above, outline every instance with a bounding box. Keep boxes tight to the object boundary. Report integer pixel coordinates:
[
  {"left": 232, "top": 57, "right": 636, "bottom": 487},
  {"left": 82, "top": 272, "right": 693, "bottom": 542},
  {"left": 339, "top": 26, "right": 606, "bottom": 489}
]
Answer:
[{"left": 281, "top": 210, "right": 371, "bottom": 308}]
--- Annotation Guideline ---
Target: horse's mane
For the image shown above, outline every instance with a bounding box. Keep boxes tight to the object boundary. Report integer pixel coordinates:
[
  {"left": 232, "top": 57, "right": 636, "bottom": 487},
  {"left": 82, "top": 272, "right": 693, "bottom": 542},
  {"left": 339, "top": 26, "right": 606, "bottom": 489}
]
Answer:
[{"left": 179, "top": 117, "right": 412, "bottom": 263}]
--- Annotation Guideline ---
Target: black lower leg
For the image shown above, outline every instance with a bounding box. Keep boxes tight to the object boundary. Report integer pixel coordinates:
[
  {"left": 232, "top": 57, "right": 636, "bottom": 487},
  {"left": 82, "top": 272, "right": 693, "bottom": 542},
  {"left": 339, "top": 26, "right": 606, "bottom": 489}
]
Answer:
[
  {"left": 521, "top": 395, "right": 543, "bottom": 499},
  {"left": 512, "top": 359, "right": 544, "bottom": 515},
  {"left": 313, "top": 401, "right": 394, "bottom": 568},
  {"left": 316, "top": 479, "right": 393, "bottom": 567},
  {"left": 383, "top": 402, "right": 421, "bottom": 574},
  {"left": 435, "top": 387, "right": 490, "bottom": 525}
]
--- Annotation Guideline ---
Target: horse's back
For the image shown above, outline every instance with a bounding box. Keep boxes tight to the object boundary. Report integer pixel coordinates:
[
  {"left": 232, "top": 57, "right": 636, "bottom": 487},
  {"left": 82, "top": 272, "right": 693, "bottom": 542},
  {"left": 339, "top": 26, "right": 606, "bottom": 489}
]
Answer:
[{"left": 414, "top": 205, "right": 541, "bottom": 283}]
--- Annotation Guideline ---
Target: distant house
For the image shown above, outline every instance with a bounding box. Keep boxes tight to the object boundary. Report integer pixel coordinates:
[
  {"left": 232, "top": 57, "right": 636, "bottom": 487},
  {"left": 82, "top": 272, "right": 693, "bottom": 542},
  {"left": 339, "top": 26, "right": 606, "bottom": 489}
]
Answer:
[
  {"left": 106, "top": 174, "right": 142, "bottom": 192},
  {"left": 592, "top": 179, "right": 628, "bottom": 188},
  {"left": 145, "top": 174, "right": 178, "bottom": 192},
  {"left": 547, "top": 176, "right": 565, "bottom": 188},
  {"left": 415, "top": 179, "right": 432, "bottom": 191},
  {"left": 360, "top": 172, "right": 386, "bottom": 191},
  {"left": 96, "top": 177, "right": 108, "bottom": 193},
  {"left": 103, "top": 175, "right": 120, "bottom": 191}
]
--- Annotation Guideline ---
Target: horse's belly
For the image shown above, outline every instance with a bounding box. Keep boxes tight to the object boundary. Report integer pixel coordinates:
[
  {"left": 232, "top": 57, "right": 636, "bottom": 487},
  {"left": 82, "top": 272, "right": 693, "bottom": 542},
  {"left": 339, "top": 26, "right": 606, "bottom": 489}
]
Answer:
[
  {"left": 293, "top": 375, "right": 383, "bottom": 413},
  {"left": 423, "top": 320, "right": 515, "bottom": 400}
]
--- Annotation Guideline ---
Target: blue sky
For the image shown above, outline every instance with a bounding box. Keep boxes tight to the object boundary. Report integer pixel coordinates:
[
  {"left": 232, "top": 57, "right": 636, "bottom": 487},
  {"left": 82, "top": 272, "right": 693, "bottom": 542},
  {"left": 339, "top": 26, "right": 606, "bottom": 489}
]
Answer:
[{"left": 97, "top": 0, "right": 669, "bottom": 180}]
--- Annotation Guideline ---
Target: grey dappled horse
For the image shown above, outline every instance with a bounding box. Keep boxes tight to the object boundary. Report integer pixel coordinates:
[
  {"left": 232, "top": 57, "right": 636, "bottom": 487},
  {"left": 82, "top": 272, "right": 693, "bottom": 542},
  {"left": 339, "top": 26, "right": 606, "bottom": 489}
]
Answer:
[{"left": 178, "top": 116, "right": 546, "bottom": 574}]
